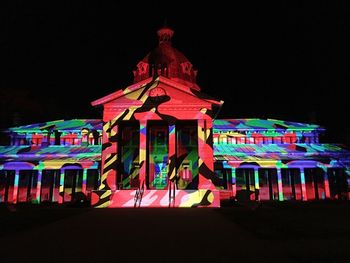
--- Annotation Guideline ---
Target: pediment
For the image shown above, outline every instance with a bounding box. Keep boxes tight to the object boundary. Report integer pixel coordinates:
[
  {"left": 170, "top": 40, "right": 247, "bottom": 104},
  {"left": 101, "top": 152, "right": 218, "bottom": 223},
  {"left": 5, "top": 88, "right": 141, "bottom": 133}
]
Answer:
[{"left": 92, "top": 76, "right": 223, "bottom": 110}]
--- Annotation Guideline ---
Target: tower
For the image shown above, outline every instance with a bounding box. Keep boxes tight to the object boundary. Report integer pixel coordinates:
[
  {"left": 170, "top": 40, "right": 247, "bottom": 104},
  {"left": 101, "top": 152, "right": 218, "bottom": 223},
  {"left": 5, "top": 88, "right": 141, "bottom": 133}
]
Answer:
[{"left": 91, "top": 26, "right": 223, "bottom": 207}]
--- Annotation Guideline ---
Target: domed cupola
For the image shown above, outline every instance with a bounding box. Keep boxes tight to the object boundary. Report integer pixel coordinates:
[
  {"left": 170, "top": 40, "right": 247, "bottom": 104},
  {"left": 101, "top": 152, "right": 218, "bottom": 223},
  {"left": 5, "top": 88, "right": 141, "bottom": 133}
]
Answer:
[{"left": 133, "top": 27, "right": 199, "bottom": 89}]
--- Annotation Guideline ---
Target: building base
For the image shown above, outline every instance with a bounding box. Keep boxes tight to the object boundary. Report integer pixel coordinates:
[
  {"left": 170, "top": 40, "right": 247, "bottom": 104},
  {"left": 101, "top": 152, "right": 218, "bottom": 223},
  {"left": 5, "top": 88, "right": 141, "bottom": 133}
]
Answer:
[{"left": 91, "top": 189, "right": 220, "bottom": 208}]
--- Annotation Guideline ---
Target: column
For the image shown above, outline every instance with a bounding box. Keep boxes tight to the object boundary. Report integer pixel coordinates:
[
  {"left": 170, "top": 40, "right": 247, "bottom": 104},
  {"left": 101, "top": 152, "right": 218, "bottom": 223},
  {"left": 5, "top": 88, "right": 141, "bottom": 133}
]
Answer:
[
  {"left": 51, "top": 171, "right": 57, "bottom": 202},
  {"left": 231, "top": 168, "right": 236, "bottom": 198},
  {"left": 58, "top": 170, "right": 65, "bottom": 204},
  {"left": 99, "top": 121, "right": 118, "bottom": 191},
  {"left": 139, "top": 120, "right": 147, "bottom": 188},
  {"left": 42, "top": 131, "right": 51, "bottom": 146},
  {"left": 0, "top": 172, "right": 4, "bottom": 203},
  {"left": 12, "top": 170, "right": 20, "bottom": 204},
  {"left": 322, "top": 167, "right": 330, "bottom": 199},
  {"left": 226, "top": 169, "right": 231, "bottom": 190},
  {"left": 168, "top": 124, "right": 176, "bottom": 182},
  {"left": 300, "top": 167, "right": 307, "bottom": 201},
  {"left": 82, "top": 169, "right": 88, "bottom": 195},
  {"left": 168, "top": 124, "right": 176, "bottom": 207},
  {"left": 277, "top": 168, "right": 284, "bottom": 201},
  {"left": 25, "top": 133, "right": 32, "bottom": 145},
  {"left": 254, "top": 168, "right": 260, "bottom": 201},
  {"left": 35, "top": 170, "right": 42, "bottom": 203},
  {"left": 346, "top": 168, "right": 350, "bottom": 200},
  {"left": 197, "top": 119, "right": 215, "bottom": 189}
]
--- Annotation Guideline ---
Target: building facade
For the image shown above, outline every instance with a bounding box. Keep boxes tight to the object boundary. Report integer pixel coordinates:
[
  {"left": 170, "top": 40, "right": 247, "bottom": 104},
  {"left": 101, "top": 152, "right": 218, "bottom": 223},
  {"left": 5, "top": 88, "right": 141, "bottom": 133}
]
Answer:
[{"left": 1, "top": 27, "right": 349, "bottom": 207}]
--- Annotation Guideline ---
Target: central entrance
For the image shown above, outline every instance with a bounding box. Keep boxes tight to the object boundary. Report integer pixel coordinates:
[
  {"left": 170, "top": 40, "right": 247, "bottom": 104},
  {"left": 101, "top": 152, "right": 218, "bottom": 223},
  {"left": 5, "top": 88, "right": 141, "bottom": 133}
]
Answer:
[
  {"left": 147, "top": 121, "right": 169, "bottom": 189},
  {"left": 146, "top": 120, "right": 199, "bottom": 190}
]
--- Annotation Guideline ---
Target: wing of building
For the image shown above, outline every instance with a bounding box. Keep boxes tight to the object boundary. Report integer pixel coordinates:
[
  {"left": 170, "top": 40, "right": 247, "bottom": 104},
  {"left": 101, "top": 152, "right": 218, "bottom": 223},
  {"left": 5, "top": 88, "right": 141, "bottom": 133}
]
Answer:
[{"left": 1, "top": 27, "right": 349, "bottom": 207}]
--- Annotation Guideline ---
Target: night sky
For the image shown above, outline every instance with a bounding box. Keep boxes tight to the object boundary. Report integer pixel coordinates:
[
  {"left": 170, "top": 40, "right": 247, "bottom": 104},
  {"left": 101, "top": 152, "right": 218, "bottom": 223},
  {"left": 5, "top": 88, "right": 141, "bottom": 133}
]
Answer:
[{"left": 1, "top": 1, "right": 349, "bottom": 143}]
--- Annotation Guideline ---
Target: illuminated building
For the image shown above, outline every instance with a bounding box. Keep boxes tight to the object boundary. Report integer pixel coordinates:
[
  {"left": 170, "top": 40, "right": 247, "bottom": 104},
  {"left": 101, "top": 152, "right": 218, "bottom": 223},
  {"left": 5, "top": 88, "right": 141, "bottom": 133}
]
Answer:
[{"left": 1, "top": 27, "right": 349, "bottom": 207}]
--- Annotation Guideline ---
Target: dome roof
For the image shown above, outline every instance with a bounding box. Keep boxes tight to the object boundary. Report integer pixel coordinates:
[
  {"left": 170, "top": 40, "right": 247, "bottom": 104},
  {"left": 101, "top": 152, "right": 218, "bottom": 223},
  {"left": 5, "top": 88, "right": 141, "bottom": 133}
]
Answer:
[
  {"left": 133, "top": 27, "right": 198, "bottom": 88},
  {"left": 142, "top": 44, "right": 189, "bottom": 67}
]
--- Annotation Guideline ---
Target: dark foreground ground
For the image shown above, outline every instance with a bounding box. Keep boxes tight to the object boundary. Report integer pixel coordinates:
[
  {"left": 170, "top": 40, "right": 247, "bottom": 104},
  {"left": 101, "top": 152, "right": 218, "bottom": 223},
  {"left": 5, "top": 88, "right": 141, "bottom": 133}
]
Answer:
[{"left": 0, "top": 201, "right": 349, "bottom": 263}]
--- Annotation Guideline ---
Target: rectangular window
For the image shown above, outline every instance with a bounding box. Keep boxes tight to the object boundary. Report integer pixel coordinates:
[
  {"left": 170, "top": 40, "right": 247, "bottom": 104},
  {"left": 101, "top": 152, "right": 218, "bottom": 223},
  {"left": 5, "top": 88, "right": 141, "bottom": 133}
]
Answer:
[
  {"left": 156, "top": 131, "right": 166, "bottom": 145},
  {"left": 179, "top": 128, "right": 191, "bottom": 145},
  {"left": 63, "top": 170, "right": 83, "bottom": 202},
  {"left": 41, "top": 170, "right": 60, "bottom": 202},
  {"left": 281, "top": 169, "right": 302, "bottom": 200},
  {"left": 87, "top": 169, "right": 100, "bottom": 193},
  {"left": 274, "top": 137, "right": 282, "bottom": 144},
  {"left": 236, "top": 169, "right": 256, "bottom": 201},
  {"left": 18, "top": 170, "right": 38, "bottom": 203},
  {"left": 255, "top": 137, "right": 263, "bottom": 144},
  {"left": 215, "top": 169, "right": 226, "bottom": 190},
  {"left": 176, "top": 121, "right": 198, "bottom": 190},
  {"left": 328, "top": 168, "right": 348, "bottom": 200},
  {"left": 148, "top": 122, "right": 169, "bottom": 190},
  {"left": 119, "top": 122, "right": 140, "bottom": 189},
  {"left": 237, "top": 137, "right": 245, "bottom": 144},
  {"left": 0, "top": 170, "right": 15, "bottom": 203},
  {"left": 0, "top": 171, "right": 6, "bottom": 202},
  {"left": 258, "top": 169, "right": 279, "bottom": 201},
  {"left": 258, "top": 169, "right": 269, "bottom": 200},
  {"left": 304, "top": 168, "right": 327, "bottom": 200}
]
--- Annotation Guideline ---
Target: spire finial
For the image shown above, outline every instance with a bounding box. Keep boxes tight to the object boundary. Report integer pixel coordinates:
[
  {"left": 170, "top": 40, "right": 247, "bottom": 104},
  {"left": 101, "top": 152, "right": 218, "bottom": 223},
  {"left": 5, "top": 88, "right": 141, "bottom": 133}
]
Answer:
[{"left": 157, "top": 23, "right": 174, "bottom": 45}]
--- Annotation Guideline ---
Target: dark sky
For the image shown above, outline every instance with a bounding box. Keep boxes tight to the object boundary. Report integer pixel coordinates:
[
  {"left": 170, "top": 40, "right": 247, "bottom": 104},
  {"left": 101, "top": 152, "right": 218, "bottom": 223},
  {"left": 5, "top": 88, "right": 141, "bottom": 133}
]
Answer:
[{"left": 1, "top": 1, "right": 349, "bottom": 142}]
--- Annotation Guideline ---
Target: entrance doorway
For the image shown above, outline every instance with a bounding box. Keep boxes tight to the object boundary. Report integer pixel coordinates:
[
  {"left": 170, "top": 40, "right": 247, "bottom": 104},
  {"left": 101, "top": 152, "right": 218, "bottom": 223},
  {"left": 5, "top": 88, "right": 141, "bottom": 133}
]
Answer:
[
  {"left": 148, "top": 122, "right": 168, "bottom": 189},
  {"left": 119, "top": 122, "right": 140, "bottom": 189}
]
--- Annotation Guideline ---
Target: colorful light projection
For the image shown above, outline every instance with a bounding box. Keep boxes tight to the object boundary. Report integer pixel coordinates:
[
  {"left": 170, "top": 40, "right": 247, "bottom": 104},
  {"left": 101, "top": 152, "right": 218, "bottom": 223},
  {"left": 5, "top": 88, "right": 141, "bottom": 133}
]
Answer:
[
  {"left": 1, "top": 117, "right": 349, "bottom": 205},
  {"left": 90, "top": 75, "right": 222, "bottom": 208},
  {"left": 0, "top": 144, "right": 101, "bottom": 204},
  {"left": 214, "top": 142, "right": 350, "bottom": 202},
  {"left": 0, "top": 26, "right": 349, "bottom": 207},
  {"left": 213, "top": 119, "right": 323, "bottom": 145}
]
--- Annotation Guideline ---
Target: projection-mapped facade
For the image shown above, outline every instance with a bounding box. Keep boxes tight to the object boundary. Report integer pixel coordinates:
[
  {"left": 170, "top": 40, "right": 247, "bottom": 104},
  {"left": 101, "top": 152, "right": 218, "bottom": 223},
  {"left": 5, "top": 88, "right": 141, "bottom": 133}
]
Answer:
[{"left": 1, "top": 27, "right": 349, "bottom": 207}]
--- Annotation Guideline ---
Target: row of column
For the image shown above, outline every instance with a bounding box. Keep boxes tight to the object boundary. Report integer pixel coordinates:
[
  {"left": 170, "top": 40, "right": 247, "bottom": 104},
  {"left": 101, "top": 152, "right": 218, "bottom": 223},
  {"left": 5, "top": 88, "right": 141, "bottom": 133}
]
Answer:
[
  {"left": 100, "top": 119, "right": 213, "bottom": 191},
  {"left": 7, "top": 169, "right": 89, "bottom": 204},
  {"left": 228, "top": 167, "right": 331, "bottom": 201},
  {"left": 11, "top": 131, "right": 101, "bottom": 146}
]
